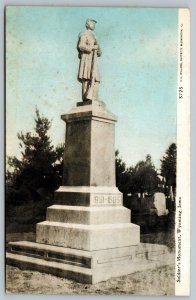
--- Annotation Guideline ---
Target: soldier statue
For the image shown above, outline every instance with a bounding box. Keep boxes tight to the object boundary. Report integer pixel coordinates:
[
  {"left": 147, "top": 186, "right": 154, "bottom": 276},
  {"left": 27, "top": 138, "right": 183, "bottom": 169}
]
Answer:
[{"left": 77, "top": 18, "right": 101, "bottom": 101}]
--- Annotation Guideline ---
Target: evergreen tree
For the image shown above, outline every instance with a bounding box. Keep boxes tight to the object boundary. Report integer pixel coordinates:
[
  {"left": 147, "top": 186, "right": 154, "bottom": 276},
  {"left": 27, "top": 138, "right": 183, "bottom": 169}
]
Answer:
[
  {"left": 6, "top": 108, "right": 64, "bottom": 206},
  {"left": 160, "top": 143, "right": 177, "bottom": 190}
]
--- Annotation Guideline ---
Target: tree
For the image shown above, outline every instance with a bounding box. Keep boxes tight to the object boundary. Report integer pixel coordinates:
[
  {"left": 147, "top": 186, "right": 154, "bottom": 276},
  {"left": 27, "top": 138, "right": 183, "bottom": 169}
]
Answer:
[
  {"left": 160, "top": 143, "right": 177, "bottom": 191},
  {"left": 131, "top": 154, "right": 159, "bottom": 195},
  {"left": 6, "top": 108, "right": 64, "bottom": 206},
  {"left": 115, "top": 152, "right": 159, "bottom": 196},
  {"left": 115, "top": 150, "right": 134, "bottom": 195}
]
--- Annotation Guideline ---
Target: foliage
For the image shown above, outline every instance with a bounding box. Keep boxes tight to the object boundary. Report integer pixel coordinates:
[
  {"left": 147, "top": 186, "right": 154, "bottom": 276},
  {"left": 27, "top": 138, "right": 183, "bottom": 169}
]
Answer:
[
  {"left": 160, "top": 143, "right": 177, "bottom": 190},
  {"left": 115, "top": 152, "right": 158, "bottom": 195},
  {"left": 115, "top": 150, "right": 134, "bottom": 195},
  {"left": 131, "top": 154, "right": 159, "bottom": 195},
  {"left": 116, "top": 143, "right": 176, "bottom": 197},
  {"left": 6, "top": 108, "right": 64, "bottom": 206}
]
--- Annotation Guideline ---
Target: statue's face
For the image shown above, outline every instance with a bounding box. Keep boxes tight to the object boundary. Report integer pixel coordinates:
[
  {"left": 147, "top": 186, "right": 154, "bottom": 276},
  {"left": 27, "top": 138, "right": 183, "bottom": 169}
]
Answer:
[{"left": 87, "top": 21, "right": 95, "bottom": 30}]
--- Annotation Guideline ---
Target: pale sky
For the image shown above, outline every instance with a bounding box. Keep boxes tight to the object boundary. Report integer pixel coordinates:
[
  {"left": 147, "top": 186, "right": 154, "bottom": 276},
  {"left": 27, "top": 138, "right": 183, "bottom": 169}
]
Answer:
[{"left": 6, "top": 7, "right": 178, "bottom": 169}]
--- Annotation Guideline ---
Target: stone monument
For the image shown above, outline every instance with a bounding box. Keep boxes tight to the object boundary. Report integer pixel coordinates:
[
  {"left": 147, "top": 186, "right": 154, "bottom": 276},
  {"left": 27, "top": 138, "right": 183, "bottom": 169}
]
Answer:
[
  {"left": 6, "top": 19, "right": 173, "bottom": 284},
  {"left": 35, "top": 18, "right": 140, "bottom": 282}
]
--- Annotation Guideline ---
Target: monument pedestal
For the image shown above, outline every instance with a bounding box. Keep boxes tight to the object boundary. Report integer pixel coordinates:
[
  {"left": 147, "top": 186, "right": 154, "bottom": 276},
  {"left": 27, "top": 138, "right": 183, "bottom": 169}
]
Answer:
[
  {"left": 60, "top": 100, "right": 117, "bottom": 187},
  {"left": 34, "top": 100, "right": 140, "bottom": 281},
  {"left": 6, "top": 100, "right": 175, "bottom": 284}
]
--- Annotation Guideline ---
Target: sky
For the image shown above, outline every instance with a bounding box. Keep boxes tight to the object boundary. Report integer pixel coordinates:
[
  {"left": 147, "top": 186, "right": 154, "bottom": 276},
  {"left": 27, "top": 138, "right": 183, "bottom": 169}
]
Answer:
[{"left": 6, "top": 7, "right": 178, "bottom": 169}]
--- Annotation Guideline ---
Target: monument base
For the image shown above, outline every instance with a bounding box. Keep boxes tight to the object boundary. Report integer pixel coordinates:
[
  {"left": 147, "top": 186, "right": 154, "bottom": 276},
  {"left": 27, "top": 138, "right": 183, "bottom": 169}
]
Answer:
[
  {"left": 36, "top": 221, "right": 140, "bottom": 251},
  {"left": 36, "top": 204, "right": 139, "bottom": 251},
  {"left": 6, "top": 241, "right": 174, "bottom": 284}
]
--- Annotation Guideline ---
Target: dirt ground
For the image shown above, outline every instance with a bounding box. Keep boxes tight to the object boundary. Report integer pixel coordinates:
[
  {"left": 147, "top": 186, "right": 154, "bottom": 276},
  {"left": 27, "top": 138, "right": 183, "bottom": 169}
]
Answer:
[{"left": 6, "top": 264, "right": 175, "bottom": 295}]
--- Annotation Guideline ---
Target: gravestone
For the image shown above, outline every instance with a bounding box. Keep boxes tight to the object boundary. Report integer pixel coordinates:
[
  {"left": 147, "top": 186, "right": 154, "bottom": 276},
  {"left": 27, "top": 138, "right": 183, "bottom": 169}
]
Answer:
[{"left": 154, "top": 192, "right": 169, "bottom": 216}]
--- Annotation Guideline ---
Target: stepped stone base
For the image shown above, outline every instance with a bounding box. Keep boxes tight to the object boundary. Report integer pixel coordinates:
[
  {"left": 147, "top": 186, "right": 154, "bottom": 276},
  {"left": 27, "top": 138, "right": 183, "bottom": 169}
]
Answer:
[
  {"left": 36, "top": 221, "right": 140, "bottom": 251},
  {"left": 36, "top": 204, "right": 139, "bottom": 251},
  {"left": 6, "top": 241, "right": 174, "bottom": 284}
]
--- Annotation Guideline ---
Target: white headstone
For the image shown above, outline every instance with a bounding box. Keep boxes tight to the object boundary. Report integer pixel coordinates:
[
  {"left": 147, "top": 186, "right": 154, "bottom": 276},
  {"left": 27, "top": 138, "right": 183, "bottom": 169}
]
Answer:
[{"left": 153, "top": 192, "right": 169, "bottom": 216}]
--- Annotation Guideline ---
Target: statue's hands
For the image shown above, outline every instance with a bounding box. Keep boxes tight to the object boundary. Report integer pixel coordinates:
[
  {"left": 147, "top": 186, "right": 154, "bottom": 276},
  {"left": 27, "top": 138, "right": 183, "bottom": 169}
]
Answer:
[
  {"left": 93, "top": 45, "right": 101, "bottom": 57},
  {"left": 97, "top": 49, "right": 102, "bottom": 57}
]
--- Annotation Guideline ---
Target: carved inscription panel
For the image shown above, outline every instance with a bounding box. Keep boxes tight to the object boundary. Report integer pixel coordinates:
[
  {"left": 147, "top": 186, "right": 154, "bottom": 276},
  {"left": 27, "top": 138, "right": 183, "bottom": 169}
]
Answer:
[{"left": 91, "top": 194, "right": 122, "bottom": 206}]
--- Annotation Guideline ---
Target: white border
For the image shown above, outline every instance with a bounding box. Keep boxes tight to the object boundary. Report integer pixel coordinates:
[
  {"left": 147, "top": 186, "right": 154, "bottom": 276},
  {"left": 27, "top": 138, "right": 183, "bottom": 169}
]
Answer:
[
  {"left": 175, "top": 8, "right": 190, "bottom": 296},
  {"left": 2, "top": 1, "right": 195, "bottom": 299}
]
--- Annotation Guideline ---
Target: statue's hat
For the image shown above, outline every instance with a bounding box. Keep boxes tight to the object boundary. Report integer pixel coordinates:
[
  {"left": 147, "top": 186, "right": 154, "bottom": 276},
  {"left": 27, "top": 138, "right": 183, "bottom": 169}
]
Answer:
[{"left": 86, "top": 18, "right": 97, "bottom": 25}]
